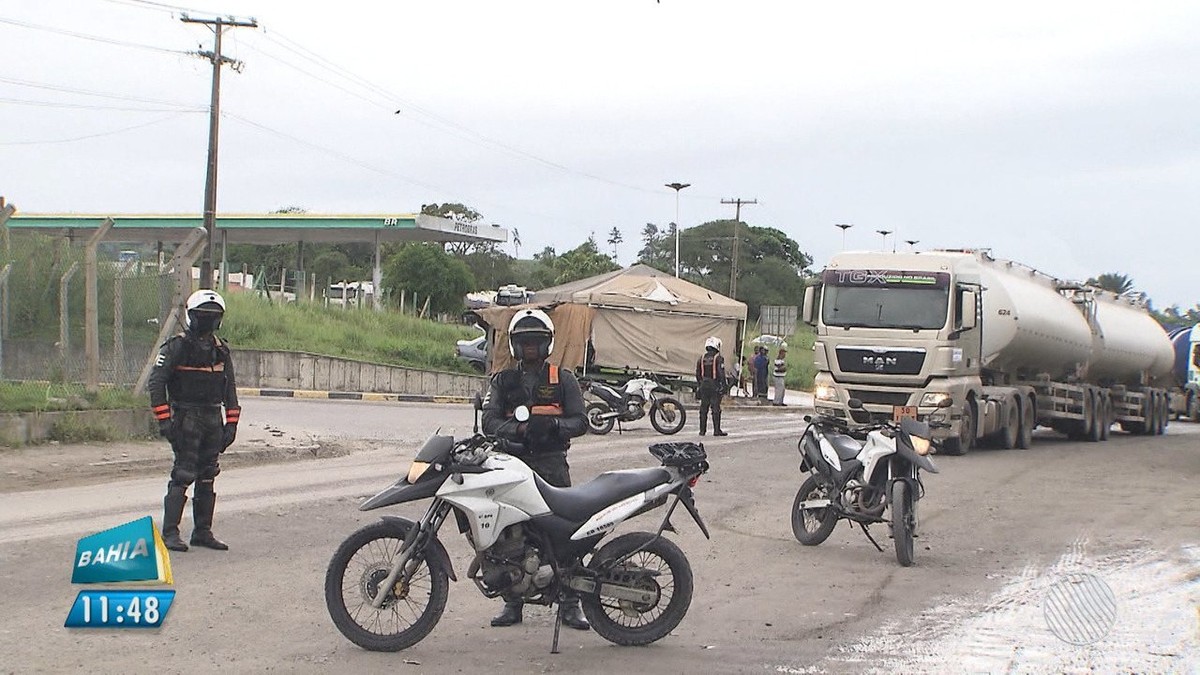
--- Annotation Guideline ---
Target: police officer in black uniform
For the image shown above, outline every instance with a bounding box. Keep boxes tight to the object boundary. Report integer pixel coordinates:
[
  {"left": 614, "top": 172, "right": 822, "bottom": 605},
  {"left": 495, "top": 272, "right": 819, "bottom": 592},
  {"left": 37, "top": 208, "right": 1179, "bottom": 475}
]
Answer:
[
  {"left": 481, "top": 308, "right": 590, "bottom": 630},
  {"left": 148, "top": 290, "right": 241, "bottom": 553},
  {"left": 696, "top": 336, "right": 729, "bottom": 436}
]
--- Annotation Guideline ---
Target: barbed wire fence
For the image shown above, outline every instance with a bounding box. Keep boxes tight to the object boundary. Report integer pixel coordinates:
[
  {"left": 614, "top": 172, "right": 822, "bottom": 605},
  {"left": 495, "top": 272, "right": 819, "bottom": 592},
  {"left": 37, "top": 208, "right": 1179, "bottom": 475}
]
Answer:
[{"left": 0, "top": 210, "right": 205, "bottom": 394}]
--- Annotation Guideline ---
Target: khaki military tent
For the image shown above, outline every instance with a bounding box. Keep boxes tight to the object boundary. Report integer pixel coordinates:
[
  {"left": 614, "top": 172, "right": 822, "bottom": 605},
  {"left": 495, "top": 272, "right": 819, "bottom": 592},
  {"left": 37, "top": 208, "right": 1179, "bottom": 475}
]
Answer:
[{"left": 474, "top": 265, "right": 747, "bottom": 377}]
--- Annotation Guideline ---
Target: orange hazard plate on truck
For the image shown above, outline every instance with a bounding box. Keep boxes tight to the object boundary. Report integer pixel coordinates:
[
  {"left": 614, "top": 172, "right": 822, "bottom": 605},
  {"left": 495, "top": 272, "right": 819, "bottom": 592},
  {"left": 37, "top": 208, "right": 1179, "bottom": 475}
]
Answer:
[{"left": 892, "top": 405, "right": 918, "bottom": 421}]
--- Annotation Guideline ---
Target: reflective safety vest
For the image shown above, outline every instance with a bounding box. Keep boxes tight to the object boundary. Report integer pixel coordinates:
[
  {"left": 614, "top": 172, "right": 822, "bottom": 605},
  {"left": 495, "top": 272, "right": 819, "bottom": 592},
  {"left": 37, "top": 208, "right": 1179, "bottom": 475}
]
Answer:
[
  {"left": 698, "top": 352, "right": 720, "bottom": 382},
  {"left": 530, "top": 364, "right": 563, "bottom": 416}
]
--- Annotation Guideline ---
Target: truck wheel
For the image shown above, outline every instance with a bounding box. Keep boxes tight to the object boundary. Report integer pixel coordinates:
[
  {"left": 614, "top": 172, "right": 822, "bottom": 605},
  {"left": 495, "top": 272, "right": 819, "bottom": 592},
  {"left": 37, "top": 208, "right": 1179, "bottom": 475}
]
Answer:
[
  {"left": 942, "top": 401, "right": 975, "bottom": 455},
  {"left": 1156, "top": 392, "right": 1169, "bottom": 435},
  {"left": 1086, "top": 391, "right": 1103, "bottom": 442},
  {"left": 997, "top": 402, "right": 1019, "bottom": 449},
  {"left": 1189, "top": 394, "right": 1199, "bottom": 423},
  {"left": 1098, "top": 396, "right": 1111, "bottom": 441},
  {"left": 1016, "top": 397, "right": 1035, "bottom": 449}
]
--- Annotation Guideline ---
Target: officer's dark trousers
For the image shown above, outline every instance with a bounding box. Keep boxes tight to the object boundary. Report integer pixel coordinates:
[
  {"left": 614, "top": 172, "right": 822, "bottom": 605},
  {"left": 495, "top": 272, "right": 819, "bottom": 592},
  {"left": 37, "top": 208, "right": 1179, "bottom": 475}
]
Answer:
[
  {"left": 167, "top": 406, "right": 223, "bottom": 492},
  {"left": 698, "top": 389, "right": 722, "bottom": 433}
]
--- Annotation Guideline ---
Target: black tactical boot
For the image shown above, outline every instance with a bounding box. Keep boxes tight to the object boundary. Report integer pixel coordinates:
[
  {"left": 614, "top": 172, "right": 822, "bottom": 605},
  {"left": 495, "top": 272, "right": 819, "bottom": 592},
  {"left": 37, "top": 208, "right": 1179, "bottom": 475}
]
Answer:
[
  {"left": 190, "top": 485, "right": 228, "bottom": 551},
  {"left": 713, "top": 411, "right": 729, "bottom": 436},
  {"left": 162, "top": 487, "right": 189, "bottom": 552},
  {"left": 490, "top": 600, "right": 523, "bottom": 627},
  {"left": 561, "top": 598, "right": 590, "bottom": 631}
]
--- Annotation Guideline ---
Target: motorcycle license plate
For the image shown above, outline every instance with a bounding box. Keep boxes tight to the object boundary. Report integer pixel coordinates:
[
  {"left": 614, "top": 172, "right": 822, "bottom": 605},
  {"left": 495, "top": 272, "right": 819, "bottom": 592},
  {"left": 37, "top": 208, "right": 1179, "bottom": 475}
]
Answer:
[{"left": 892, "top": 405, "right": 918, "bottom": 421}]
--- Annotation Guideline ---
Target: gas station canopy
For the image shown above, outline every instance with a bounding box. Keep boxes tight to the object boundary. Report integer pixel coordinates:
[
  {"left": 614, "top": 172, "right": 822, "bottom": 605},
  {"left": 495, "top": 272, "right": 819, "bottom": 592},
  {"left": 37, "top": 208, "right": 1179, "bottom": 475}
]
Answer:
[{"left": 6, "top": 213, "right": 508, "bottom": 246}]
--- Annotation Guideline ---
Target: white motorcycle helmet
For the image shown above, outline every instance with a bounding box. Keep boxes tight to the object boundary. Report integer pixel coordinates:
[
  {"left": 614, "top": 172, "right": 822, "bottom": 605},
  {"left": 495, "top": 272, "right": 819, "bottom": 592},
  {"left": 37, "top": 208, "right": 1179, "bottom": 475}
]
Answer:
[
  {"left": 508, "top": 308, "right": 555, "bottom": 359},
  {"left": 704, "top": 336, "right": 722, "bottom": 352},
  {"left": 185, "top": 289, "right": 226, "bottom": 333}
]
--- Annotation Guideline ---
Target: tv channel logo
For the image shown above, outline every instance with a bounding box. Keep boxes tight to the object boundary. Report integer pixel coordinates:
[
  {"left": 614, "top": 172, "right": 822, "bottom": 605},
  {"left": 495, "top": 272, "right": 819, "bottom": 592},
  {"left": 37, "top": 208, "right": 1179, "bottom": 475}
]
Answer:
[{"left": 66, "top": 516, "right": 176, "bottom": 629}]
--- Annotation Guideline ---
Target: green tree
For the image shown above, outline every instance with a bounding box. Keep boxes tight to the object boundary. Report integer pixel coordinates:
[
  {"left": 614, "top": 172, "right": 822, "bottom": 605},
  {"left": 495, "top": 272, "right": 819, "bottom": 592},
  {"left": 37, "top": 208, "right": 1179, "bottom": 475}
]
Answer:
[
  {"left": 607, "top": 226, "right": 624, "bottom": 260},
  {"left": 383, "top": 243, "right": 475, "bottom": 315},
  {"left": 1086, "top": 272, "right": 1135, "bottom": 295},
  {"left": 553, "top": 237, "right": 621, "bottom": 285}
]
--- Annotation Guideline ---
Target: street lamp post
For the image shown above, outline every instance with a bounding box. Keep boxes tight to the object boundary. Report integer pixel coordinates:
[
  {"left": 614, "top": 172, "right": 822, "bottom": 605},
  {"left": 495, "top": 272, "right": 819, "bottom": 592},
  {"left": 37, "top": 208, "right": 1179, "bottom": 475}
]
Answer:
[
  {"left": 835, "top": 223, "right": 853, "bottom": 250},
  {"left": 665, "top": 182, "right": 690, "bottom": 277},
  {"left": 876, "top": 229, "right": 893, "bottom": 252},
  {"left": 905, "top": 239, "right": 919, "bottom": 251}
]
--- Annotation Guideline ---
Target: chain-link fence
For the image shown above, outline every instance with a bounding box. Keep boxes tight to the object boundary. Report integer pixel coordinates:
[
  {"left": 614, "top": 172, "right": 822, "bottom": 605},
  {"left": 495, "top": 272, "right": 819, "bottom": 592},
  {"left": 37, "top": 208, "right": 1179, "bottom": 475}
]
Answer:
[{"left": 1, "top": 233, "right": 175, "bottom": 387}]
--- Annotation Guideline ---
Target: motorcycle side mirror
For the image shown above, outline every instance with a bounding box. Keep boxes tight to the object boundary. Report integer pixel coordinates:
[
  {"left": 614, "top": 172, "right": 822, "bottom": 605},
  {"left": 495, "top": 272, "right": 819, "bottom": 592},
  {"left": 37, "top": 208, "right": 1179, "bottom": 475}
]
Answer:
[
  {"left": 514, "top": 405, "right": 531, "bottom": 422},
  {"left": 472, "top": 392, "right": 483, "bottom": 411},
  {"left": 847, "top": 398, "right": 864, "bottom": 410}
]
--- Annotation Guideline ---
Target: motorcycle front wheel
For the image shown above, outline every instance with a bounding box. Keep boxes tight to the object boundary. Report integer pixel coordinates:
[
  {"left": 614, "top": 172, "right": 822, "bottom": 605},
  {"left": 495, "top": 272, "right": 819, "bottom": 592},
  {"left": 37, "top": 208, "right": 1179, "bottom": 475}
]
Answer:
[
  {"left": 581, "top": 532, "right": 694, "bottom": 646},
  {"left": 586, "top": 401, "right": 616, "bottom": 435},
  {"left": 890, "top": 481, "right": 915, "bottom": 567},
  {"left": 324, "top": 519, "right": 449, "bottom": 651},
  {"left": 791, "top": 475, "right": 838, "bottom": 545},
  {"left": 649, "top": 397, "right": 686, "bottom": 435}
]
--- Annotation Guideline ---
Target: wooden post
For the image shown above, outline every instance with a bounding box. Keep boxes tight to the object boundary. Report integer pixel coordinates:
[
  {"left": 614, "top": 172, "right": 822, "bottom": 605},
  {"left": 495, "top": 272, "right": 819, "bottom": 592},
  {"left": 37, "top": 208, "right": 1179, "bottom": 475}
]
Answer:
[
  {"left": 0, "top": 263, "right": 9, "bottom": 379},
  {"left": 84, "top": 218, "right": 114, "bottom": 392},
  {"left": 134, "top": 228, "right": 208, "bottom": 394},
  {"left": 0, "top": 197, "right": 13, "bottom": 259}
]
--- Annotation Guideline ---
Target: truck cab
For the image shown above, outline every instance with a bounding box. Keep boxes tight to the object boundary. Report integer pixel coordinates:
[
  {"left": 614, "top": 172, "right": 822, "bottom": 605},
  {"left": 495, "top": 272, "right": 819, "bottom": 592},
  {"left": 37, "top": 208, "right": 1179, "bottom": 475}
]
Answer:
[{"left": 803, "top": 251, "right": 982, "bottom": 449}]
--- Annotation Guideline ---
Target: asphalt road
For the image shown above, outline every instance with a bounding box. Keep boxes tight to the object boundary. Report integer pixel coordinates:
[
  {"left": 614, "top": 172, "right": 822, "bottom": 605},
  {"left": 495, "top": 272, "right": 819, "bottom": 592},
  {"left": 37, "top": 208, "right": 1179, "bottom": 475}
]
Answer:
[{"left": 2, "top": 399, "right": 1198, "bottom": 673}]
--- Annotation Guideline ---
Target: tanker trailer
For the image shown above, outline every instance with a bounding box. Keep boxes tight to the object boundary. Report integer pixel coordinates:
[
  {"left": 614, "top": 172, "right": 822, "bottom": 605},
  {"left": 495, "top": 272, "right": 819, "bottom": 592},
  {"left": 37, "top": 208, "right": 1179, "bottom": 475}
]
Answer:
[
  {"left": 803, "top": 248, "right": 1175, "bottom": 455},
  {"left": 1166, "top": 324, "right": 1200, "bottom": 421}
]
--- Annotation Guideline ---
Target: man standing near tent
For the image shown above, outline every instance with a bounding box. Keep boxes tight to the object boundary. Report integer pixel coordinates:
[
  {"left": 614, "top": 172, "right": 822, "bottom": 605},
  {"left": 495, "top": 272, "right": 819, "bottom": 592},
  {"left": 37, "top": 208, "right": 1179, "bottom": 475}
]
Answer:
[
  {"left": 772, "top": 346, "right": 788, "bottom": 406},
  {"left": 753, "top": 346, "right": 770, "bottom": 405},
  {"left": 696, "top": 336, "right": 729, "bottom": 436}
]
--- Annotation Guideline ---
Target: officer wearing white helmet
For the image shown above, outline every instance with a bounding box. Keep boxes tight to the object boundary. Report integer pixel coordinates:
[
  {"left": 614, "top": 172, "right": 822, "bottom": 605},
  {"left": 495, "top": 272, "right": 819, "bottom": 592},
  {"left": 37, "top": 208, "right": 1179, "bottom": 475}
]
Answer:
[
  {"left": 481, "top": 308, "right": 590, "bottom": 631},
  {"left": 695, "top": 336, "right": 729, "bottom": 436},
  {"left": 147, "top": 289, "right": 241, "bottom": 553}
]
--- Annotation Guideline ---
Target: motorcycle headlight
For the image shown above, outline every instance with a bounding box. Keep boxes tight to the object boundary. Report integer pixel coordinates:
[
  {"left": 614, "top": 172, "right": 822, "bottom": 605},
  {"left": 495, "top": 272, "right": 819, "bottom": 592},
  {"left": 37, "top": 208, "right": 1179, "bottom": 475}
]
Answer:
[
  {"left": 815, "top": 385, "right": 839, "bottom": 403},
  {"left": 910, "top": 435, "right": 932, "bottom": 456},
  {"left": 920, "top": 392, "right": 951, "bottom": 407},
  {"left": 407, "top": 461, "right": 431, "bottom": 484}
]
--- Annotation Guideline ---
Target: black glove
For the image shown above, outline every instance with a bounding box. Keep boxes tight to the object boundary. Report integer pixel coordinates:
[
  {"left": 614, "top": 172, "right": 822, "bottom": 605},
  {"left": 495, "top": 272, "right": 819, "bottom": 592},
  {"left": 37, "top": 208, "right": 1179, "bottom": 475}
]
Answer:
[
  {"left": 157, "top": 418, "right": 175, "bottom": 442},
  {"left": 525, "top": 415, "right": 559, "bottom": 443},
  {"left": 221, "top": 424, "right": 237, "bottom": 452}
]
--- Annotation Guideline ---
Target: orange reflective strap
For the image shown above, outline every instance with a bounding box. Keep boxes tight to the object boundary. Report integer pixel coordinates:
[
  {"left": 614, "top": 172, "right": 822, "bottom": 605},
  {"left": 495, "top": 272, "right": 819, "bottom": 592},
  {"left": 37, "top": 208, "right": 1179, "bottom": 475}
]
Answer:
[
  {"left": 548, "top": 364, "right": 559, "bottom": 385},
  {"left": 530, "top": 404, "right": 563, "bottom": 415},
  {"left": 175, "top": 363, "right": 225, "bottom": 372},
  {"left": 225, "top": 407, "right": 241, "bottom": 424}
]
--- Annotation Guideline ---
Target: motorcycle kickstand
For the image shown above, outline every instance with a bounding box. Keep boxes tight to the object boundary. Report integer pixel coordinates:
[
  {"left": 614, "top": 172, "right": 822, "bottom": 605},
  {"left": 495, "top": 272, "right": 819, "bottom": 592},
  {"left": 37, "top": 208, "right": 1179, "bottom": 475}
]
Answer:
[
  {"left": 859, "top": 522, "right": 884, "bottom": 553},
  {"left": 550, "top": 602, "right": 564, "bottom": 654}
]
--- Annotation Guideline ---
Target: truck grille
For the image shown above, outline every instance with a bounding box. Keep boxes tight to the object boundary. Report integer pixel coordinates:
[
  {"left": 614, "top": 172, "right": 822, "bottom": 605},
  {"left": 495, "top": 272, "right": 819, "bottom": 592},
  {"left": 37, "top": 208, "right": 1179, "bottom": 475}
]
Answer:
[
  {"left": 836, "top": 347, "right": 925, "bottom": 375},
  {"left": 848, "top": 390, "right": 912, "bottom": 406}
]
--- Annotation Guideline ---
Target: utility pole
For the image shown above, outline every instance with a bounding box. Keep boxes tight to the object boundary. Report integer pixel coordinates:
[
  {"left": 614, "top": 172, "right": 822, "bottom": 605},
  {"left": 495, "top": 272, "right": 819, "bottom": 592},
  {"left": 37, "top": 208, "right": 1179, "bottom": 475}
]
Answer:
[
  {"left": 721, "top": 197, "right": 757, "bottom": 299},
  {"left": 182, "top": 13, "right": 257, "bottom": 290}
]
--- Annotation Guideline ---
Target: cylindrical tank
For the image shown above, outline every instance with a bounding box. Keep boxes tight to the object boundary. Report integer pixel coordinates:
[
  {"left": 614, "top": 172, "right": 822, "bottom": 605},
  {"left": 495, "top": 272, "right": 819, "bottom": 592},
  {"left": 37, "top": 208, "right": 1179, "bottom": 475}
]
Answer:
[
  {"left": 977, "top": 258, "right": 1094, "bottom": 379},
  {"left": 1087, "top": 295, "right": 1174, "bottom": 385}
]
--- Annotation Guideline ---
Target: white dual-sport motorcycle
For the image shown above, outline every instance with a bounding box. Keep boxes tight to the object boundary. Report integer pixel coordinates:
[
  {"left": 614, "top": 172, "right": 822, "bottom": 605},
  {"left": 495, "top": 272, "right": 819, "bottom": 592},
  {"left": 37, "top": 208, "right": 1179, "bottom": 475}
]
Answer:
[
  {"left": 582, "top": 376, "right": 687, "bottom": 435},
  {"left": 791, "top": 398, "right": 950, "bottom": 566},
  {"left": 324, "top": 395, "right": 711, "bottom": 653}
]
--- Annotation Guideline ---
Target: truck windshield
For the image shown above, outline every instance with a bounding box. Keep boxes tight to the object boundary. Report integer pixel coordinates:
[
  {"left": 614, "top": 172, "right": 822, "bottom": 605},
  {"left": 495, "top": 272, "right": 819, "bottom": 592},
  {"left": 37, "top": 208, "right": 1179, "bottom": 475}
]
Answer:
[{"left": 820, "top": 269, "right": 951, "bottom": 330}]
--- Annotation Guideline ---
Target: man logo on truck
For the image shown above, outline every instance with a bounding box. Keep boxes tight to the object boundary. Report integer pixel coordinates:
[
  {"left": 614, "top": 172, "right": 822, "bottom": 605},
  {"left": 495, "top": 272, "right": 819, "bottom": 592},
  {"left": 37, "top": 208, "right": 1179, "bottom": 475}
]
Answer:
[{"left": 863, "top": 355, "right": 899, "bottom": 371}]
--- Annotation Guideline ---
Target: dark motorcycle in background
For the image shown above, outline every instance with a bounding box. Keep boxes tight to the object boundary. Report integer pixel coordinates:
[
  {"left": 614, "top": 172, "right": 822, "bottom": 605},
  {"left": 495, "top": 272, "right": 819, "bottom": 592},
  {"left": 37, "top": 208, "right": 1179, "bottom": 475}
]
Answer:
[
  {"left": 790, "top": 398, "right": 951, "bottom": 566},
  {"left": 582, "top": 375, "right": 686, "bottom": 435}
]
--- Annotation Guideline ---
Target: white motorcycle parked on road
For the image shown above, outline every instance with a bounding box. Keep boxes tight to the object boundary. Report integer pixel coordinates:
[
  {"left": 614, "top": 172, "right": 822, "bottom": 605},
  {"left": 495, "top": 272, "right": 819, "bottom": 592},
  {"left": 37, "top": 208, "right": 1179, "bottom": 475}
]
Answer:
[
  {"left": 582, "top": 376, "right": 687, "bottom": 435},
  {"left": 791, "top": 398, "right": 950, "bottom": 566},
  {"left": 325, "top": 395, "right": 711, "bottom": 653}
]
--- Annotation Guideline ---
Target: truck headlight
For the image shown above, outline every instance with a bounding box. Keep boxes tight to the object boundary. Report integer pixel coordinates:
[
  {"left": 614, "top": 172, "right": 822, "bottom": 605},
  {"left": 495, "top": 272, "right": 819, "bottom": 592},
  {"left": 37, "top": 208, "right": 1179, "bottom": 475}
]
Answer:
[
  {"left": 920, "top": 392, "right": 951, "bottom": 407},
  {"left": 815, "top": 385, "right": 839, "bottom": 403}
]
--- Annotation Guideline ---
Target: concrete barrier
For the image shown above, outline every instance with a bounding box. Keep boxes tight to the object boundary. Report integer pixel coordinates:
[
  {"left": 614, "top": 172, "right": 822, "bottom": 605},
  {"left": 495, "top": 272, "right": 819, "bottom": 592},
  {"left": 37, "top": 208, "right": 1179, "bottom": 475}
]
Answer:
[
  {"left": 234, "top": 349, "right": 487, "bottom": 398},
  {"left": 0, "top": 409, "right": 156, "bottom": 446}
]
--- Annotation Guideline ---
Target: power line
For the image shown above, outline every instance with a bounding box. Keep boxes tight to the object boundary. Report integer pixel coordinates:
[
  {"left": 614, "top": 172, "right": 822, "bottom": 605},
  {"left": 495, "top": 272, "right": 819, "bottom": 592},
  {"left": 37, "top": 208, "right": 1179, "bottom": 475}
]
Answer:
[
  {"left": 0, "top": 75, "right": 204, "bottom": 108},
  {"left": 98, "top": 0, "right": 206, "bottom": 14},
  {"left": 0, "top": 113, "right": 189, "bottom": 146},
  {"left": 0, "top": 96, "right": 204, "bottom": 113},
  {"left": 0, "top": 15, "right": 191, "bottom": 54}
]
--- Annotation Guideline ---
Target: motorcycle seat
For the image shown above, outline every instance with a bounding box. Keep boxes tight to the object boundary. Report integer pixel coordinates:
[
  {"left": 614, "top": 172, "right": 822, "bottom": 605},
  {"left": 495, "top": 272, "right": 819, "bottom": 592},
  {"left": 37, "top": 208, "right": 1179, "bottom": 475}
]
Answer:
[
  {"left": 533, "top": 468, "right": 672, "bottom": 522},
  {"left": 828, "top": 433, "right": 862, "bottom": 460}
]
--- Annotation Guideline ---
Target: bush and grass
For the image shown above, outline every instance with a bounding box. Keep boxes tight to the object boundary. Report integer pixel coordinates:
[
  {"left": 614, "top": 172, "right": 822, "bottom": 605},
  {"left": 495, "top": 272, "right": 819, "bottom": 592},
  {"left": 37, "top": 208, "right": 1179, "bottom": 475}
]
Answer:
[{"left": 0, "top": 382, "right": 145, "bottom": 414}]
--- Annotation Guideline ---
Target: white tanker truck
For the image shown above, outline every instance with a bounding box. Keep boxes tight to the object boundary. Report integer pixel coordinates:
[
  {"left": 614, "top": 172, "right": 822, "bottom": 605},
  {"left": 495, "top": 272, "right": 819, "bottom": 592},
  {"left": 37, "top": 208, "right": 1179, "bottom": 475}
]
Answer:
[{"left": 802, "top": 249, "right": 1175, "bottom": 454}]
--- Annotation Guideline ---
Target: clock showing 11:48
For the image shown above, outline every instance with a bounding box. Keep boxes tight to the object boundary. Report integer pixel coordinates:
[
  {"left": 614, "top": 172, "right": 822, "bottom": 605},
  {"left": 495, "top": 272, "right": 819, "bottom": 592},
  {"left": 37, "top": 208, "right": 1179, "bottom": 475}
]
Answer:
[{"left": 64, "top": 590, "right": 176, "bottom": 628}]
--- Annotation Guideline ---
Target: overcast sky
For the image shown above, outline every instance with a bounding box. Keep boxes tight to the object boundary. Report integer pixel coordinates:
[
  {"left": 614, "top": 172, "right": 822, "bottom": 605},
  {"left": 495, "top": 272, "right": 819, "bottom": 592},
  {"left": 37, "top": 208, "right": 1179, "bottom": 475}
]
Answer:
[{"left": 2, "top": 1, "right": 1197, "bottom": 308}]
